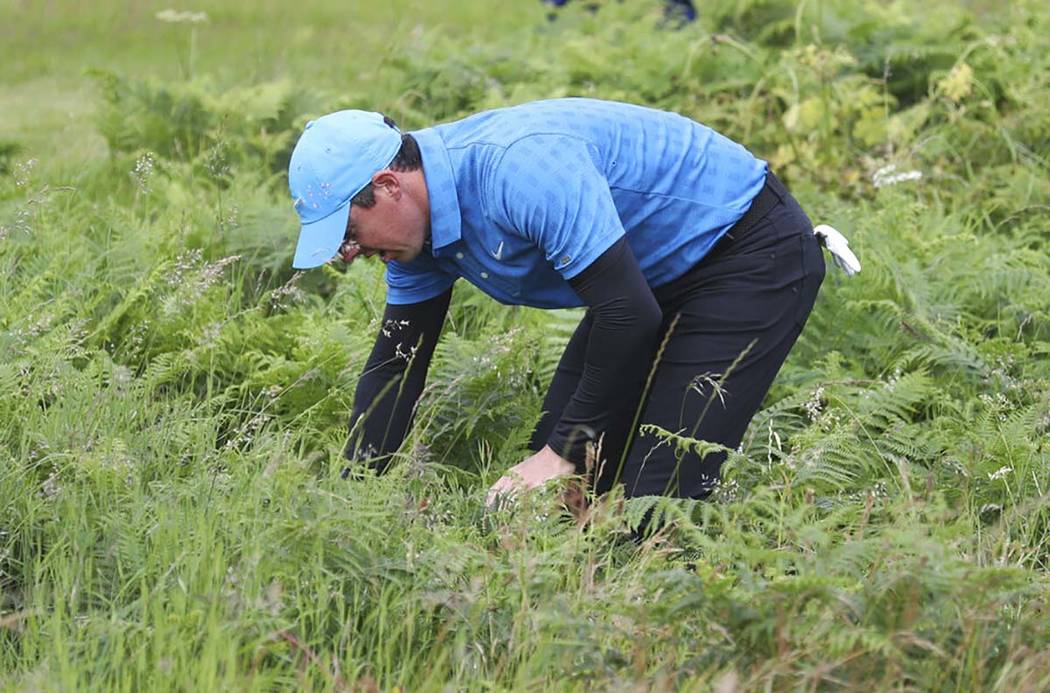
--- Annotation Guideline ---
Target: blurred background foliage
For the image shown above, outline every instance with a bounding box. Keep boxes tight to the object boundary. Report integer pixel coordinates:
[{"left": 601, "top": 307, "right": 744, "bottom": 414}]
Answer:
[{"left": 1, "top": 0, "right": 1048, "bottom": 689}]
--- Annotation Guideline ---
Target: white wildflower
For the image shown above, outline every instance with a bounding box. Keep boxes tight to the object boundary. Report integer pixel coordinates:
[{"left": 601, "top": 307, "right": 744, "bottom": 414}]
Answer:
[
  {"left": 167, "top": 249, "right": 204, "bottom": 286},
  {"left": 380, "top": 318, "right": 410, "bottom": 338},
  {"left": 269, "top": 271, "right": 305, "bottom": 311},
  {"left": 872, "top": 164, "right": 923, "bottom": 188},
  {"left": 394, "top": 341, "right": 419, "bottom": 361},
  {"left": 987, "top": 466, "right": 1012, "bottom": 482},
  {"left": 804, "top": 385, "right": 825, "bottom": 422},
  {"left": 194, "top": 255, "right": 241, "bottom": 292},
  {"left": 130, "top": 152, "right": 155, "bottom": 193},
  {"left": 155, "top": 9, "right": 209, "bottom": 23},
  {"left": 225, "top": 412, "right": 270, "bottom": 450},
  {"left": 25, "top": 312, "right": 54, "bottom": 338},
  {"left": 13, "top": 158, "right": 37, "bottom": 187}
]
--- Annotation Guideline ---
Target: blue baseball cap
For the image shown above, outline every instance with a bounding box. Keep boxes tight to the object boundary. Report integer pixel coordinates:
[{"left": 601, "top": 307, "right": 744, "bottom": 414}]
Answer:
[{"left": 288, "top": 110, "right": 402, "bottom": 269}]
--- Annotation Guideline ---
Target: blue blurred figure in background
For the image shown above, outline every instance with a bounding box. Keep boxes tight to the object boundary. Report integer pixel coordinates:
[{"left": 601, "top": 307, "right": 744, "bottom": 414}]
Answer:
[{"left": 544, "top": 0, "right": 696, "bottom": 24}]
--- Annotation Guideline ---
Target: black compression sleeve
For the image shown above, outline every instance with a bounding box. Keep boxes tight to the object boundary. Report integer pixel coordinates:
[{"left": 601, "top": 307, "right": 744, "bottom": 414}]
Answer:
[
  {"left": 548, "top": 237, "right": 663, "bottom": 473},
  {"left": 343, "top": 288, "right": 451, "bottom": 475}
]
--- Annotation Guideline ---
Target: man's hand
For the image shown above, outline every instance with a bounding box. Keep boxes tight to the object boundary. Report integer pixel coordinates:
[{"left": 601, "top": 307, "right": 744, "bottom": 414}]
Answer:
[{"left": 485, "top": 445, "right": 576, "bottom": 507}]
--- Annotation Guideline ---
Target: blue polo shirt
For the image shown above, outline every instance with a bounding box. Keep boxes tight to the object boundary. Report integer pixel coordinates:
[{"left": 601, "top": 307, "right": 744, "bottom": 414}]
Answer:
[{"left": 386, "top": 98, "right": 767, "bottom": 307}]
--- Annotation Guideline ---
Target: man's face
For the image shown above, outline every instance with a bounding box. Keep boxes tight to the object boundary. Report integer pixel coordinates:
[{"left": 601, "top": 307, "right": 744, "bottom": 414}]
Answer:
[{"left": 338, "top": 171, "right": 427, "bottom": 265}]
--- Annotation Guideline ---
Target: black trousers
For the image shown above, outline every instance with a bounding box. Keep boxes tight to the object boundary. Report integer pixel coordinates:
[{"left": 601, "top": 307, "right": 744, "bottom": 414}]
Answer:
[{"left": 529, "top": 173, "right": 825, "bottom": 499}]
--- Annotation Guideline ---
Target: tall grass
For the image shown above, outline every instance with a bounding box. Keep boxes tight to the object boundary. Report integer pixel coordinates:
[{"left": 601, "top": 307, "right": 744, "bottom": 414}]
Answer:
[{"left": 2, "top": 0, "right": 1048, "bottom": 689}]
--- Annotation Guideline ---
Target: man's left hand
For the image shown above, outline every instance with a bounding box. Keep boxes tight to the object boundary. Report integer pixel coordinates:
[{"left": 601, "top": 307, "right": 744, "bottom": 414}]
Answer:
[{"left": 485, "top": 445, "right": 575, "bottom": 507}]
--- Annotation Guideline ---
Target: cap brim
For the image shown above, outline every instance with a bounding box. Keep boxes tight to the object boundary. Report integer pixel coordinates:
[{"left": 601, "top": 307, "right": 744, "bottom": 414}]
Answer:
[{"left": 291, "top": 201, "right": 351, "bottom": 269}]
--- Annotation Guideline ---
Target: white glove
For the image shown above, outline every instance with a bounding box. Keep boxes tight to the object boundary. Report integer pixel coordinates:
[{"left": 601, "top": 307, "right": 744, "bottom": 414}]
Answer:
[{"left": 814, "top": 224, "right": 861, "bottom": 276}]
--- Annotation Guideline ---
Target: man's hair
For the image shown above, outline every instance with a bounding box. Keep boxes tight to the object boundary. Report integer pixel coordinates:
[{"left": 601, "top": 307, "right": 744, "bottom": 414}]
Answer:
[{"left": 351, "top": 115, "right": 421, "bottom": 209}]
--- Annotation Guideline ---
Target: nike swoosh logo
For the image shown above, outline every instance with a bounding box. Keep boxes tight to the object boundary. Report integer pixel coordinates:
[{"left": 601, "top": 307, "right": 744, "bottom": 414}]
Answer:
[{"left": 491, "top": 241, "right": 504, "bottom": 260}]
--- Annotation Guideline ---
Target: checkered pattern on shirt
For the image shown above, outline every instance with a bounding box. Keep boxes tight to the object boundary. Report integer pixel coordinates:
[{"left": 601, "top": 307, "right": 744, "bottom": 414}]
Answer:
[{"left": 385, "top": 98, "right": 767, "bottom": 307}]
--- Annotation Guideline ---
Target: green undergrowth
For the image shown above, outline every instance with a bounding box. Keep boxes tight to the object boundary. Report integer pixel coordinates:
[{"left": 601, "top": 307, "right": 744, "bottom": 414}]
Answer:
[{"left": 1, "top": 0, "right": 1048, "bottom": 689}]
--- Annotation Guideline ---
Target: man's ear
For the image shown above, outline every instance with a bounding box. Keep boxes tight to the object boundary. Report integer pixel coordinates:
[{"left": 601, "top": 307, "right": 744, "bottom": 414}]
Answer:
[{"left": 371, "top": 170, "right": 401, "bottom": 200}]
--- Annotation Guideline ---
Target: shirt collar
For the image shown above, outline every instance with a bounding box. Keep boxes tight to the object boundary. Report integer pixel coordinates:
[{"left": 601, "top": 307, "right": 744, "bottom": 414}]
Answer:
[{"left": 412, "top": 127, "right": 462, "bottom": 252}]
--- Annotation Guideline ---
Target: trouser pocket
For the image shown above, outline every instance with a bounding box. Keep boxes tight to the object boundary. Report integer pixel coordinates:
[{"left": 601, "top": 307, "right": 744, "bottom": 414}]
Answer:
[{"left": 794, "top": 230, "right": 826, "bottom": 328}]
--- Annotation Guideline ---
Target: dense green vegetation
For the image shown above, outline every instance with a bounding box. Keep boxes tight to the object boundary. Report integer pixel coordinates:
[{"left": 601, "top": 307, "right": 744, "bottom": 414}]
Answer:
[{"left": 2, "top": 0, "right": 1048, "bottom": 689}]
